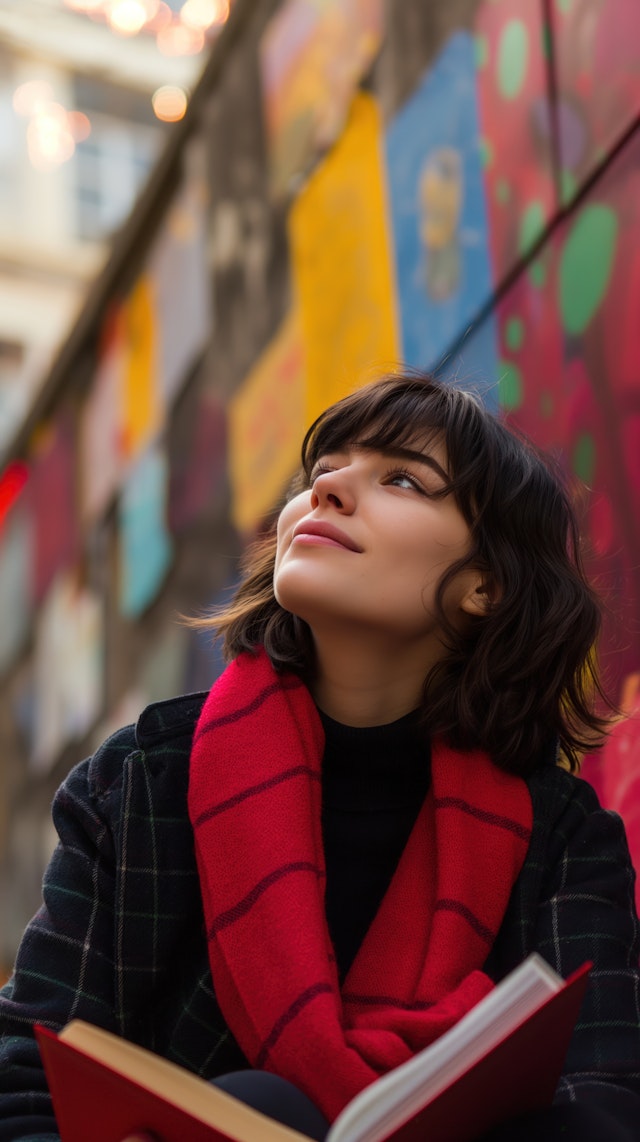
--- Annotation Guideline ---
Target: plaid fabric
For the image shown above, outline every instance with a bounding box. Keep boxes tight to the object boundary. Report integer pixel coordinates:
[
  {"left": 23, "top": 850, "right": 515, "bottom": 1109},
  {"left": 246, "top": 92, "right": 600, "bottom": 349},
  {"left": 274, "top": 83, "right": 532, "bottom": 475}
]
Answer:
[{"left": 1, "top": 691, "right": 639, "bottom": 1140}]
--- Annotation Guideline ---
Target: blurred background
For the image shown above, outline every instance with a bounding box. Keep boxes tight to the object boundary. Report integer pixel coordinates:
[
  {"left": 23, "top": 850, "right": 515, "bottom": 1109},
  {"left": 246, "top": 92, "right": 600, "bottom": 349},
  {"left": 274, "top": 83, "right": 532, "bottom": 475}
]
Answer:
[{"left": 0, "top": 0, "right": 639, "bottom": 977}]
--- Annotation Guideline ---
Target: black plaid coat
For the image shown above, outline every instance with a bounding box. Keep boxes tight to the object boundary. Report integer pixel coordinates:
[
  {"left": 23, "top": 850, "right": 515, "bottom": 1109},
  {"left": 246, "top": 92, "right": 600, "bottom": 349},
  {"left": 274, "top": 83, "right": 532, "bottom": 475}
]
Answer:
[{"left": 1, "top": 691, "right": 640, "bottom": 1140}]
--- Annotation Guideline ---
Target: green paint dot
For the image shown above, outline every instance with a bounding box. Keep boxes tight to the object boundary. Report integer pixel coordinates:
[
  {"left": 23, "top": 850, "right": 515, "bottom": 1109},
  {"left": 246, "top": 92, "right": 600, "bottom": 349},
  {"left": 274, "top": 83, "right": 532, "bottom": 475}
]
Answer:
[
  {"left": 505, "top": 316, "right": 525, "bottom": 351},
  {"left": 528, "top": 258, "right": 547, "bottom": 288},
  {"left": 560, "top": 169, "right": 577, "bottom": 204},
  {"left": 475, "top": 34, "right": 489, "bottom": 69},
  {"left": 499, "top": 361, "right": 523, "bottom": 410},
  {"left": 497, "top": 20, "right": 529, "bottom": 101},
  {"left": 479, "top": 137, "right": 493, "bottom": 168},
  {"left": 519, "top": 201, "right": 545, "bottom": 257},
  {"left": 559, "top": 205, "right": 618, "bottom": 335},
  {"left": 540, "top": 391, "right": 554, "bottom": 418},
  {"left": 572, "top": 433, "right": 596, "bottom": 484},
  {"left": 542, "top": 22, "right": 552, "bottom": 60},
  {"left": 556, "top": 0, "right": 573, "bottom": 13},
  {"left": 495, "top": 178, "right": 511, "bottom": 204}
]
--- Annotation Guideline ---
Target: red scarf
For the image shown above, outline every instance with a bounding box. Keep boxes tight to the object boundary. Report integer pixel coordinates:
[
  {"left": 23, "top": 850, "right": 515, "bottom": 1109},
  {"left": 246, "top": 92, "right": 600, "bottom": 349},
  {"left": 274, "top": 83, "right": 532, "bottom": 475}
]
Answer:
[{"left": 188, "top": 649, "right": 532, "bottom": 1122}]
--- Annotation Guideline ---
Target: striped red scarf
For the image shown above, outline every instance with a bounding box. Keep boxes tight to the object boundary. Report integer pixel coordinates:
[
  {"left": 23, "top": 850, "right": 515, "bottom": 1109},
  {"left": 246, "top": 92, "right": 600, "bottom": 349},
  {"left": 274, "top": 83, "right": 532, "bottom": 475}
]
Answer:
[{"left": 188, "top": 649, "right": 532, "bottom": 1122}]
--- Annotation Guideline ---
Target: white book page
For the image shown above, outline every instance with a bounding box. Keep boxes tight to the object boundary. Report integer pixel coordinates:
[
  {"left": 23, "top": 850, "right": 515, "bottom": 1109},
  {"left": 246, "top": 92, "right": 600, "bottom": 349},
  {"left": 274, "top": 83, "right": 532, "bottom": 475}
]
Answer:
[{"left": 329, "top": 954, "right": 562, "bottom": 1142}]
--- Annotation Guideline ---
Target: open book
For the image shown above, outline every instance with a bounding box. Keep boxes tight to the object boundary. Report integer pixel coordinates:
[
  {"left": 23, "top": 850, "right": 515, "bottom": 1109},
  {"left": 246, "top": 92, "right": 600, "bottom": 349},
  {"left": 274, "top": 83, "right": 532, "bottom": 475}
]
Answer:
[{"left": 35, "top": 953, "right": 589, "bottom": 1142}]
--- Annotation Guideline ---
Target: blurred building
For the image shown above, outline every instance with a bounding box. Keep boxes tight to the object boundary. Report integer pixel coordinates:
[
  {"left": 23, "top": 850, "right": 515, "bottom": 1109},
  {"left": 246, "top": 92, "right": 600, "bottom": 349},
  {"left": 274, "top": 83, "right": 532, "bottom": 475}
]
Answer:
[
  {"left": 1, "top": 0, "right": 640, "bottom": 978},
  {"left": 0, "top": 0, "right": 215, "bottom": 450}
]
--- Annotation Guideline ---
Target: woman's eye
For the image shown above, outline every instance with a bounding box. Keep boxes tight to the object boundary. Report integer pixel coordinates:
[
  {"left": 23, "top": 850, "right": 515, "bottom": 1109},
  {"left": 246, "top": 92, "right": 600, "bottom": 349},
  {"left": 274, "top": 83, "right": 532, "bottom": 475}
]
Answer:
[
  {"left": 386, "top": 470, "right": 423, "bottom": 492},
  {"left": 309, "top": 464, "right": 334, "bottom": 484}
]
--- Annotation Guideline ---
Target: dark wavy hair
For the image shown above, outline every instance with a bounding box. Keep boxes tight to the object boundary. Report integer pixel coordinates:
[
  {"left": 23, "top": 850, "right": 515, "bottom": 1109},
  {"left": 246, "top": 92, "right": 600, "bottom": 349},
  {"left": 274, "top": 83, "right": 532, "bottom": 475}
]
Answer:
[{"left": 203, "top": 373, "right": 611, "bottom": 776}]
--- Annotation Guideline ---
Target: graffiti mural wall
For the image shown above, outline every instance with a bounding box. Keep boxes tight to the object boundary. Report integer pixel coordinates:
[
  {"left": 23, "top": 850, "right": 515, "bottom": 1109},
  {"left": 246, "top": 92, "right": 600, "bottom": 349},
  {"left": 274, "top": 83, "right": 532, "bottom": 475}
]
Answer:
[
  {"left": 471, "top": 0, "right": 640, "bottom": 866},
  {"left": 2, "top": 0, "right": 640, "bottom": 954},
  {"left": 475, "top": 0, "right": 557, "bottom": 281}
]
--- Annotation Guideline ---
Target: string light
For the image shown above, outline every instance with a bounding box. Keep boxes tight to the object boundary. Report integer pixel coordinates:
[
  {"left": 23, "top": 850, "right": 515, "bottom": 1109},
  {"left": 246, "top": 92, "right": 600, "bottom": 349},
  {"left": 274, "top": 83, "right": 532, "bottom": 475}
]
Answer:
[
  {"left": 156, "top": 20, "right": 204, "bottom": 55},
  {"left": 107, "top": 0, "right": 146, "bottom": 35},
  {"left": 63, "top": 0, "right": 105, "bottom": 11},
  {"left": 23, "top": 0, "right": 234, "bottom": 169},
  {"left": 13, "top": 84, "right": 91, "bottom": 170},
  {"left": 106, "top": 0, "right": 158, "bottom": 35},
  {"left": 180, "top": 0, "right": 229, "bottom": 31},
  {"left": 62, "top": 0, "right": 232, "bottom": 48},
  {"left": 67, "top": 111, "right": 92, "bottom": 142},
  {"left": 152, "top": 85, "right": 188, "bottom": 121},
  {"left": 27, "top": 103, "right": 77, "bottom": 170},
  {"left": 145, "top": 0, "right": 172, "bottom": 32},
  {"left": 12, "top": 80, "right": 54, "bottom": 118}
]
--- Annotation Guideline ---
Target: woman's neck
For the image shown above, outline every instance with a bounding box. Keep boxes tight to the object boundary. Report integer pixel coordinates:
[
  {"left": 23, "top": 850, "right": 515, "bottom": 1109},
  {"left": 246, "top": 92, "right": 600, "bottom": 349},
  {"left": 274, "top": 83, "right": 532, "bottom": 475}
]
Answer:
[{"left": 309, "top": 632, "right": 437, "bottom": 726}]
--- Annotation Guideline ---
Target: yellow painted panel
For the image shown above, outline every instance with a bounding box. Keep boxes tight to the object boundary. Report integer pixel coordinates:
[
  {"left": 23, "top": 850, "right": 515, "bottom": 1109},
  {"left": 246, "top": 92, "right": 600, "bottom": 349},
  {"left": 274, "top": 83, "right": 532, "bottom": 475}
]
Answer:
[
  {"left": 229, "top": 308, "right": 306, "bottom": 533},
  {"left": 289, "top": 91, "right": 399, "bottom": 424},
  {"left": 121, "top": 275, "right": 163, "bottom": 460}
]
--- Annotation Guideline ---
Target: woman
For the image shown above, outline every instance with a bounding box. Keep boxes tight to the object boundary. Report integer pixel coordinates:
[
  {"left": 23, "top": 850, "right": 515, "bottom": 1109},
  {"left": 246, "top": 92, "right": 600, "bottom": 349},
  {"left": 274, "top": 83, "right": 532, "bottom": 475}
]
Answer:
[{"left": 1, "top": 373, "right": 639, "bottom": 1142}]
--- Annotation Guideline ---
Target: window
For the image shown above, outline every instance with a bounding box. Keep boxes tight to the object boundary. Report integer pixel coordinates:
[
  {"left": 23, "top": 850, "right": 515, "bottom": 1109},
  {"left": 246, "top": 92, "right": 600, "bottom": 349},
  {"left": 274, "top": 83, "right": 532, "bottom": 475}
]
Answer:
[
  {"left": 71, "top": 75, "right": 165, "bottom": 242},
  {"left": 73, "top": 113, "right": 162, "bottom": 241}
]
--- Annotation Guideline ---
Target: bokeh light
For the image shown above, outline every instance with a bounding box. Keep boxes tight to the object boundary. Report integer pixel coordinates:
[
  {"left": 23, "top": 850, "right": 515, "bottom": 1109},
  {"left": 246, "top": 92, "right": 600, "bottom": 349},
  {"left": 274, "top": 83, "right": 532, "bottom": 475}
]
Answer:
[
  {"left": 27, "top": 103, "right": 77, "bottom": 170},
  {"left": 146, "top": 0, "right": 172, "bottom": 32},
  {"left": 67, "top": 111, "right": 92, "bottom": 142},
  {"left": 12, "top": 81, "right": 54, "bottom": 118},
  {"left": 13, "top": 83, "right": 92, "bottom": 170},
  {"left": 152, "top": 85, "right": 188, "bottom": 122},
  {"left": 156, "top": 20, "right": 204, "bottom": 55},
  {"left": 106, "top": 0, "right": 152, "bottom": 35},
  {"left": 63, "top": 0, "right": 106, "bottom": 11},
  {"left": 61, "top": 0, "right": 230, "bottom": 53},
  {"left": 180, "top": 0, "right": 229, "bottom": 31}
]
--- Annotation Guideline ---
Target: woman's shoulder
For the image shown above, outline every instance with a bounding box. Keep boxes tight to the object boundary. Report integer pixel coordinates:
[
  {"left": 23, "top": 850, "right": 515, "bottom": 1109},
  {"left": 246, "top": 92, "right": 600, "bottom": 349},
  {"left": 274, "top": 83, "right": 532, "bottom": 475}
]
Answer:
[
  {"left": 133, "top": 689, "right": 208, "bottom": 750},
  {"left": 524, "top": 759, "right": 632, "bottom": 869},
  {"left": 526, "top": 759, "right": 602, "bottom": 812},
  {"left": 61, "top": 690, "right": 208, "bottom": 813}
]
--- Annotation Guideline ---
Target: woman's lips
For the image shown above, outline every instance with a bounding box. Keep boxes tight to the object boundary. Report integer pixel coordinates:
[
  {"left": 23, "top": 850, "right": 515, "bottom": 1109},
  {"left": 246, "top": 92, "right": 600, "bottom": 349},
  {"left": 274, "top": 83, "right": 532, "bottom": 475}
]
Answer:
[{"left": 292, "top": 520, "right": 363, "bottom": 552}]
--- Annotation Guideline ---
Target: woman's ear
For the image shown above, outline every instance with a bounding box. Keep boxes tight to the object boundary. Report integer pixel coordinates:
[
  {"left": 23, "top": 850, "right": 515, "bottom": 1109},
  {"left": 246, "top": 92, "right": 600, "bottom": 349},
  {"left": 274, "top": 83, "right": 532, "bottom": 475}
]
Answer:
[{"left": 459, "top": 572, "right": 499, "bottom": 617}]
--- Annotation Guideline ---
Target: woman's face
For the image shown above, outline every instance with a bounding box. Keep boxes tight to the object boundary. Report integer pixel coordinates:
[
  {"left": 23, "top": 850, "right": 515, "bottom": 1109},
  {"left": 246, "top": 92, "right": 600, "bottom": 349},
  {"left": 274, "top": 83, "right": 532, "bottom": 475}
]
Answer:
[{"left": 274, "top": 439, "right": 482, "bottom": 650}]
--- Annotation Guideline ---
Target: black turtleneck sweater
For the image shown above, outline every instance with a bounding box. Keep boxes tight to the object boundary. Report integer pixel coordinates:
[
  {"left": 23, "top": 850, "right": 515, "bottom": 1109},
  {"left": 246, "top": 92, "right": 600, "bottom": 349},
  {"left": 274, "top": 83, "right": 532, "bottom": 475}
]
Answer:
[
  {"left": 319, "top": 708, "right": 431, "bottom": 982},
  {"left": 317, "top": 712, "right": 636, "bottom": 1142}
]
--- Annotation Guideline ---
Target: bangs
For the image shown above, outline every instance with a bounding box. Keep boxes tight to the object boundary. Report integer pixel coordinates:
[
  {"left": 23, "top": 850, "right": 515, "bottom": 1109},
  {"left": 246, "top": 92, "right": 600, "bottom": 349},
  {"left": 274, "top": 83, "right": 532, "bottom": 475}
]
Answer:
[{"left": 300, "top": 375, "right": 491, "bottom": 522}]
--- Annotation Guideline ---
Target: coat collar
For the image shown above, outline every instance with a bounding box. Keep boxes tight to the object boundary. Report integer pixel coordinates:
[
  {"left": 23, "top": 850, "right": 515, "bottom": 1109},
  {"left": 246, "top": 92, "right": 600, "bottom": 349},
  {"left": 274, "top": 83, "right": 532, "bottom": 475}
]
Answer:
[{"left": 135, "top": 691, "right": 207, "bottom": 750}]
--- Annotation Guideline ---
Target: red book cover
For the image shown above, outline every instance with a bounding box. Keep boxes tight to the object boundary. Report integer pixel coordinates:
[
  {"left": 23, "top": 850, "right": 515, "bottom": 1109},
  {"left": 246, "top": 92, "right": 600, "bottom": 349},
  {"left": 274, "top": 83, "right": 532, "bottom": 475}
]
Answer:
[
  {"left": 35, "top": 1024, "right": 305, "bottom": 1142},
  {"left": 35, "top": 962, "right": 589, "bottom": 1142},
  {"left": 375, "top": 964, "right": 590, "bottom": 1142}
]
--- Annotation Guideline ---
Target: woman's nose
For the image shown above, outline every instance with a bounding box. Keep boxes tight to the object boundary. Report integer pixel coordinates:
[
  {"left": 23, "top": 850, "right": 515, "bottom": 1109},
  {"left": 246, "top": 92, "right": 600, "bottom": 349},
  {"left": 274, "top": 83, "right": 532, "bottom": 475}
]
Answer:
[{"left": 310, "top": 469, "right": 356, "bottom": 513}]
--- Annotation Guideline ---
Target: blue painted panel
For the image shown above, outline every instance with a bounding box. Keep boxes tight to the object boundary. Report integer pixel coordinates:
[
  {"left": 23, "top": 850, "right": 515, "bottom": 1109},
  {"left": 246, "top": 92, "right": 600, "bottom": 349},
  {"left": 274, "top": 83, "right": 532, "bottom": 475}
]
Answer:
[{"left": 385, "top": 32, "right": 494, "bottom": 373}]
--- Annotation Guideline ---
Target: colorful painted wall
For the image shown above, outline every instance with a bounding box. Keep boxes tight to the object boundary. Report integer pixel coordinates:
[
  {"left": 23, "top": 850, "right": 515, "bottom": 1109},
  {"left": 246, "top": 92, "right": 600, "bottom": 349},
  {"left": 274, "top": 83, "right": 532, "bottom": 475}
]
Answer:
[{"left": 1, "top": 0, "right": 640, "bottom": 960}]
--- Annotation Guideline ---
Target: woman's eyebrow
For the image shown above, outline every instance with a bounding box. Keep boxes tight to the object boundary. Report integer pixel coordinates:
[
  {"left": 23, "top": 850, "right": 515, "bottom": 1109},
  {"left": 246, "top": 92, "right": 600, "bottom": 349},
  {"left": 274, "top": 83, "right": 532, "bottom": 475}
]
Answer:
[{"left": 378, "top": 446, "right": 450, "bottom": 483}]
